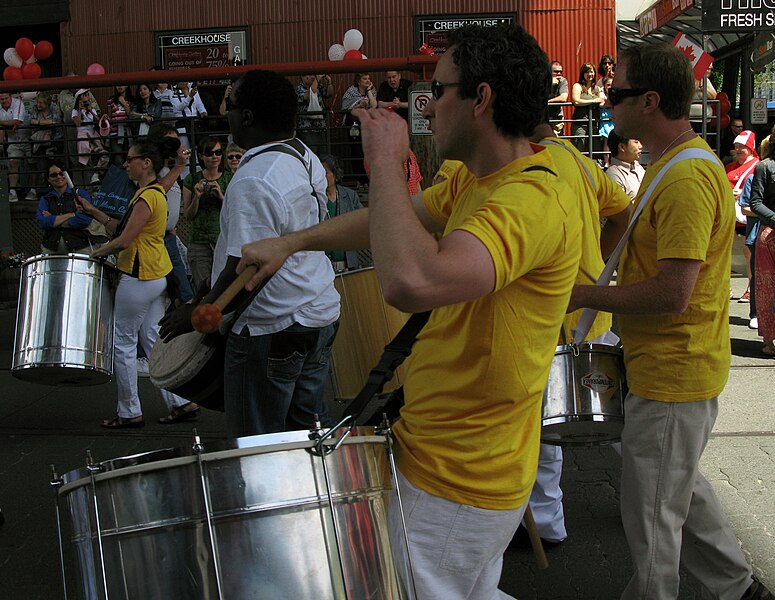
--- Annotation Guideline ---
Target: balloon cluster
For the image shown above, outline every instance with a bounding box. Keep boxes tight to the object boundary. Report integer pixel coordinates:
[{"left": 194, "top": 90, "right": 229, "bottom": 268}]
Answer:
[
  {"left": 3, "top": 38, "right": 53, "bottom": 81},
  {"left": 418, "top": 43, "right": 436, "bottom": 56},
  {"left": 328, "top": 29, "right": 367, "bottom": 61}
]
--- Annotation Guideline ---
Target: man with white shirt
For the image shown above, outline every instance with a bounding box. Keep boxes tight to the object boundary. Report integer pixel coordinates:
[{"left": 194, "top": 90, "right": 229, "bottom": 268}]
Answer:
[
  {"left": 160, "top": 70, "right": 339, "bottom": 438},
  {"left": 605, "top": 129, "right": 645, "bottom": 201},
  {"left": 0, "top": 93, "right": 28, "bottom": 202}
]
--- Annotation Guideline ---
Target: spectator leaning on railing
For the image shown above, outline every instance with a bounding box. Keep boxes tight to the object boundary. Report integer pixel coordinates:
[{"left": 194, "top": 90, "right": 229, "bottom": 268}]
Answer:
[{"left": 0, "top": 92, "right": 28, "bottom": 203}]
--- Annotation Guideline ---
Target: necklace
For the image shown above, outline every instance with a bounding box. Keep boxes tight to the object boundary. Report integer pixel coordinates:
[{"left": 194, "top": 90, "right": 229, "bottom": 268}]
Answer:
[{"left": 657, "top": 127, "right": 694, "bottom": 162}]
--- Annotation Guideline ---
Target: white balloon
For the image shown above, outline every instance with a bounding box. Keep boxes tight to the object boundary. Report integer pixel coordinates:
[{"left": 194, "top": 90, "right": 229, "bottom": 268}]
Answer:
[
  {"left": 20, "top": 91, "right": 37, "bottom": 101},
  {"left": 25, "top": 54, "right": 37, "bottom": 65},
  {"left": 343, "top": 29, "right": 363, "bottom": 51},
  {"left": 3, "top": 47, "right": 22, "bottom": 68},
  {"left": 328, "top": 43, "right": 346, "bottom": 61}
]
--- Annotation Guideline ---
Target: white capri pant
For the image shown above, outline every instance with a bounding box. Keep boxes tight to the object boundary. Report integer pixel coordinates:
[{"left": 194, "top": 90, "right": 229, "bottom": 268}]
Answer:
[{"left": 113, "top": 273, "right": 188, "bottom": 418}]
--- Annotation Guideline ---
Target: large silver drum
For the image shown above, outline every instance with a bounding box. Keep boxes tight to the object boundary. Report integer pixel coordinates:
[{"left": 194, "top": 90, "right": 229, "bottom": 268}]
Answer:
[
  {"left": 541, "top": 343, "right": 627, "bottom": 446},
  {"left": 55, "top": 428, "right": 409, "bottom": 600},
  {"left": 12, "top": 254, "right": 114, "bottom": 385}
]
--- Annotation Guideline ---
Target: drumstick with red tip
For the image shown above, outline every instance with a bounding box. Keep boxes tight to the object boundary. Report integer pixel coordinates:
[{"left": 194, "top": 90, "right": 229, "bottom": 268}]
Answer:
[{"left": 191, "top": 265, "right": 259, "bottom": 334}]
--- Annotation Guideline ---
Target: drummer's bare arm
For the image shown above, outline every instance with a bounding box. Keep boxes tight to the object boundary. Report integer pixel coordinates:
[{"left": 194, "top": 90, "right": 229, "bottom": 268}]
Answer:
[
  {"left": 568, "top": 258, "right": 702, "bottom": 315},
  {"left": 600, "top": 204, "right": 631, "bottom": 260},
  {"left": 91, "top": 201, "right": 152, "bottom": 258},
  {"left": 237, "top": 193, "right": 442, "bottom": 292},
  {"left": 74, "top": 194, "right": 119, "bottom": 236}
]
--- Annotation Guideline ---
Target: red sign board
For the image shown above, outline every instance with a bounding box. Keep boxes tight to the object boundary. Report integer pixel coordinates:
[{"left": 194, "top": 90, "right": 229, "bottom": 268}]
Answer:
[{"left": 638, "top": 0, "right": 695, "bottom": 37}]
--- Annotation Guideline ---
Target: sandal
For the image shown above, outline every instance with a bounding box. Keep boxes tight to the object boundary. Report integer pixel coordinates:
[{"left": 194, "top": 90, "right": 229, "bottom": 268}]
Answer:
[
  {"left": 158, "top": 403, "right": 200, "bottom": 424},
  {"left": 102, "top": 415, "right": 145, "bottom": 429}
]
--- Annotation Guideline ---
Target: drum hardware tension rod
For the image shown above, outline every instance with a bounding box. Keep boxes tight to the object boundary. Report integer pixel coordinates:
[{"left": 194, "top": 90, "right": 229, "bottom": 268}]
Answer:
[
  {"left": 381, "top": 415, "right": 419, "bottom": 600},
  {"left": 85, "top": 451, "right": 111, "bottom": 600},
  {"left": 311, "top": 414, "right": 356, "bottom": 457},
  {"left": 50, "top": 465, "right": 70, "bottom": 600},
  {"left": 317, "top": 438, "right": 351, "bottom": 599},
  {"left": 191, "top": 430, "right": 226, "bottom": 600}
]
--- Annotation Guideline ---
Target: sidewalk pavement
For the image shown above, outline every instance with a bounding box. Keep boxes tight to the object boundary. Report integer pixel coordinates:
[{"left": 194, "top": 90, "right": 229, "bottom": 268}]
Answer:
[{"left": 0, "top": 273, "right": 772, "bottom": 599}]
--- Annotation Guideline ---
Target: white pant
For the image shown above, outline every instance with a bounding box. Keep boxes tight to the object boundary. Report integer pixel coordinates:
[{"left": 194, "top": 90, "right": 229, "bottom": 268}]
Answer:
[
  {"left": 113, "top": 274, "right": 188, "bottom": 418},
  {"left": 620, "top": 393, "right": 752, "bottom": 600},
  {"left": 388, "top": 468, "right": 525, "bottom": 600},
  {"left": 527, "top": 330, "right": 619, "bottom": 540}
]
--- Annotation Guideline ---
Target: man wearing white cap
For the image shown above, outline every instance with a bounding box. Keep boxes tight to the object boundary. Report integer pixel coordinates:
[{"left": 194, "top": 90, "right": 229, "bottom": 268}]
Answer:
[{"left": 727, "top": 130, "right": 760, "bottom": 305}]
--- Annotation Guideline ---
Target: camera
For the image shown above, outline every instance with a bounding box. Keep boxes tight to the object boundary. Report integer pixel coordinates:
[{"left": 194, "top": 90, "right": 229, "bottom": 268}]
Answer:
[{"left": 202, "top": 182, "right": 211, "bottom": 192}]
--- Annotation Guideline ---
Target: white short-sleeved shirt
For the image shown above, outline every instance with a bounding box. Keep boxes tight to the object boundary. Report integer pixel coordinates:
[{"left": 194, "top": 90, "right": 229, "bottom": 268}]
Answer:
[
  {"left": 0, "top": 98, "right": 27, "bottom": 143},
  {"left": 212, "top": 140, "right": 340, "bottom": 335}
]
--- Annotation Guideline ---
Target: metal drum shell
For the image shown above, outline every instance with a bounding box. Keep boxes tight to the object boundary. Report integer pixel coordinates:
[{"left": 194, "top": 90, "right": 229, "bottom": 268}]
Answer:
[
  {"left": 57, "top": 429, "right": 408, "bottom": 600},
  {"left": 12, "top": 254, "right": 114, "bottom": 386},
  {"left": 541, "top": 343, "right": 627, "bottom": 446}
]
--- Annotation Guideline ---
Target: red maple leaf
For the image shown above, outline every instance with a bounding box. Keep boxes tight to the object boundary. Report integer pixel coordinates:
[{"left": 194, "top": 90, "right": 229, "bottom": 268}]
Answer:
[{"left": 678, "top": 43, "right": 697, "bottom": 63}]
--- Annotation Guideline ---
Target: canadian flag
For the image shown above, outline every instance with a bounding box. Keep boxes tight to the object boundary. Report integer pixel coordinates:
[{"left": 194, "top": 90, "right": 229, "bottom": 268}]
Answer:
[{"left": 673, "top": 33, "right": 714, "bottom": 81}]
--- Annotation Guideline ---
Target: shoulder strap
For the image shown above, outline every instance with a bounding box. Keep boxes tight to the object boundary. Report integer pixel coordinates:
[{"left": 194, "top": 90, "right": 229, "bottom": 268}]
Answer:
[
  {"left": 540, "top": 138, "right": 596, "bottom": 192},
  {"left": 573, "top": 147, "right": 720, "bottom": 343},
  {"left": 242, "top": 140, "right": 325, "bottom": 223}
]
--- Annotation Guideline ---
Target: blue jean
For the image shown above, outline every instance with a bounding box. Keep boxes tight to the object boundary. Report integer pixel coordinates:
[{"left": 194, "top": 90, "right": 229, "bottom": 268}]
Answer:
[
  {"left": 223, "top": 321, "right": 338, "bottom": 437},
  {"left": 164, "top": 232, "right": 193, "bottom": 303}
]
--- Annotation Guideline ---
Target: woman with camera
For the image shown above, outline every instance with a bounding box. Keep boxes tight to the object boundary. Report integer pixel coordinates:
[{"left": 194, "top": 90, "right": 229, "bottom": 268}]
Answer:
[
  {"left": 71, "top": 88, "right": 109, "bottom": 185},
  {"left": 80, "top": 136, "right": 199, "bottom": 427},
  {"left": 181, "top": 135, "right": 233, "bottom": 293}
]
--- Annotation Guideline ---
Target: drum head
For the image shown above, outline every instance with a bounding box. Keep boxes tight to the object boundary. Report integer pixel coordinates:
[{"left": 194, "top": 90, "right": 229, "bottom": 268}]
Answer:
[{"left": 149, "top": 330, "right": 215, "bottom": 388}]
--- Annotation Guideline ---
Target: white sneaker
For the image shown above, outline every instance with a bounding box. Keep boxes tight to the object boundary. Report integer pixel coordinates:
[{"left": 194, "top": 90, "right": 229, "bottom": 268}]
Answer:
[
  {"left": 25, "top": 189, "right": 37, "bottom": 202},
  {"left": 7, "top": 189, "right": 18, "bottom": 202},
  {"left": 749, "top": 317, "right": 758, "bottom": 330},
  {"left": 137, "top": 357, "right": 150, "bottom": 378}
]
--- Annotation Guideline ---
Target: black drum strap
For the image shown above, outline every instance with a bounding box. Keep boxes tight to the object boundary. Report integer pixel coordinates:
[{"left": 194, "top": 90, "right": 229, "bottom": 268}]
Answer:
[{"left": 342, "top": 310, "right": 430, "bottom": 424}]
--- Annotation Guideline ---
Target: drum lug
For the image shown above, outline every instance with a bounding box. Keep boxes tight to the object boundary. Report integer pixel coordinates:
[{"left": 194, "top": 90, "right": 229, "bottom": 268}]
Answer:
[
  {"left": 374, "top": 414, "right": 392, "bottom": 437},
  {"left": 191, "top": 429, "right": 205, "bottom": 454},
  {"left": 85, "top": 450, "right": 105, "bottom": 475},
  {"left": 571, "top": 342, "right": 580, "bottom": 357}
]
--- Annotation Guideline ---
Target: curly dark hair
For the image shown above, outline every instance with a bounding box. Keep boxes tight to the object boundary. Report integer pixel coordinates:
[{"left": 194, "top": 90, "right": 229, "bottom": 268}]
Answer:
[
  {"left": 447, "top": 24, "right": 551, "bottom": 139},
  {"left": 233, "top": 69, "right": 297, "bottom": 135}
]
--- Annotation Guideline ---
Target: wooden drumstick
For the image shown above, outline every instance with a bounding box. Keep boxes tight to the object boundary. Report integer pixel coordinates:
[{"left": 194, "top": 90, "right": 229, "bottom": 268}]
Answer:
[
  {"left": 523, "top": 506, "right": 550, "bottom": 570},
  {"left": 191, "top": 265, "right": 259, "bottom": 334}
]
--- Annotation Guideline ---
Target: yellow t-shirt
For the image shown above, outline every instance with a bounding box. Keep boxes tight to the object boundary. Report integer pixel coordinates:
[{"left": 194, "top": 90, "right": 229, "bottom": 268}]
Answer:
[
  {"left": 116, "top": 183, "right": 172, "bottom": 281},
  {"left": 540, "top": 138, "right": 631, "bottom": 342},
  {"left": 618, "top": 137, "right": 733, "bottom": 401},
  {"left": 393, "top": 146, "right": 582, "bottom": 510}
]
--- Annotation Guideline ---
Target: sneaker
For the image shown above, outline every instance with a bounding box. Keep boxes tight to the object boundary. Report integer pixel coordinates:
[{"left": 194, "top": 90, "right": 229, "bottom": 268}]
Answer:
[
  {"left": 741, "top": 576, "right": 774, "bottom": 599},
  {"left": 739, "top": 290, "right": 751, "bottom": 303},
  {"left": 749, "top": 317, "right": 758, "bottom": 330},
  {"left": 90, "top": 173, "right": 101, "bottom": 184},
  {"left": 25, "top": 189, "right": 37, "bottom": 202},
  {"left": 137, "top": 356, "right": 150, "bottom": 378},
  {"left": 7, "top": 189, "right": 18, "bottom": 203}
]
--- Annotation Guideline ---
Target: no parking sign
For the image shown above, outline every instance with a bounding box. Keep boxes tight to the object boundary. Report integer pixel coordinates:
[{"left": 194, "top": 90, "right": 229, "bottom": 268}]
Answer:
[
  {"left": 751, "top": 98, "right": 767, "bottom": 125},
  {"left": 410, "top": 87, "right": 432, "bottom": 135}
]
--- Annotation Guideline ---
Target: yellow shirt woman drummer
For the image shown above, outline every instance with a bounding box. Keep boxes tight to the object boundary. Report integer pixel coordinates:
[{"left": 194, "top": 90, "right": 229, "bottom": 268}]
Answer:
[{"left": 81, "top": 137, "right": 200, "bottom": 427}]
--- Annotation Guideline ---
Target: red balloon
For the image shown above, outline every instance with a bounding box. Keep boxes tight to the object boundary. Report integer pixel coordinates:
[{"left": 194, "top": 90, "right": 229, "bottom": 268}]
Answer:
[
  {"left": 21, "top": 62, "right": 41, "bottom": 79},
  {"left": 718, "top": 96, "right": 731, "bottom": 116},
  {"left": 3, "top": 66, "right": 23, "bottom": 81},
  {"left": 343, "top": 49, "right": 363, "bottom": 60},
  {"left": 716, "top": 91, "right": 728, "bottom": 102},
  {"left": 34, "top": 40, "right": 54, "bottom": 60},
  {"left": 719, "top": 114, "right": 730, "bottom": 129},
  {"left": 14, "top": 38, "right": 34, "bottom": 62}
]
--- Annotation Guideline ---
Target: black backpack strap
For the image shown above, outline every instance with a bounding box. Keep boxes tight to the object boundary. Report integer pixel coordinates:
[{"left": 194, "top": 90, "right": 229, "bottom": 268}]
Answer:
[{"left": 342, "top": 310, "right": 431, "bottom": 424}]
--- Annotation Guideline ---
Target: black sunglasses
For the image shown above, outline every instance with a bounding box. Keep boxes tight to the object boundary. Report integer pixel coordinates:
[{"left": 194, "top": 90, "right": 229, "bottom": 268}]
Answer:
[
  {"left": 552, "top": 69, "right": 563, "bottom": 74},
  {"left": 226, "top": 154, "right": 243, "bottom": 161},
  {"left": 203, "top": 148, "right": 223, "bottom": 157},
  {"left": 431, "top": 80, "right": 462, "bottom": 101},
  {"left": 607, "top": 87, "right": 650, "bottom": 106},
  {"left": 48, "top": 171, "right": 66, "bottom": 178}
]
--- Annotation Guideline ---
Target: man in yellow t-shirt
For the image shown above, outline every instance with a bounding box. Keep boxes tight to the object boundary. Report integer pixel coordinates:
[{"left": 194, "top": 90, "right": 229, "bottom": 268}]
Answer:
[
  {"left": 571, "top": 43, "right": 768, "bottom": 600},
  {"left": 519, "top": 121, "right": 631, "bottom": 546},
  {"left": 238, "top": 25, "right": 581, "bottom": 599}
]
